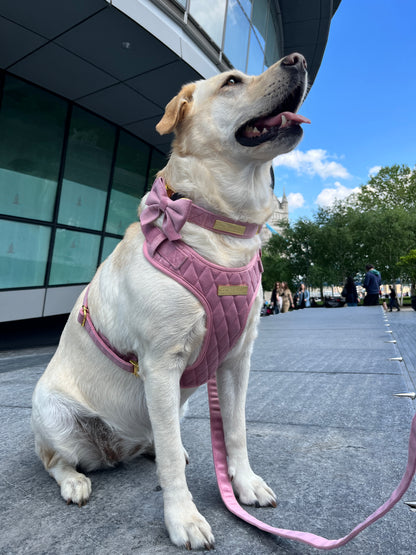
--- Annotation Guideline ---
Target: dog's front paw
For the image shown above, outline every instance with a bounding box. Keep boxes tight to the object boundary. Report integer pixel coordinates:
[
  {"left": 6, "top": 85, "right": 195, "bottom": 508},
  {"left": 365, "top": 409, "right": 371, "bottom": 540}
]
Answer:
[
  {"left": 165, "top": 495, "right": 215, "bottom": 550},
  {"left": 60, "top": 473, "right": 92, "bottom": 507},
  {"left": 231, "top": 468, "right": 277, "bottom": 508}
]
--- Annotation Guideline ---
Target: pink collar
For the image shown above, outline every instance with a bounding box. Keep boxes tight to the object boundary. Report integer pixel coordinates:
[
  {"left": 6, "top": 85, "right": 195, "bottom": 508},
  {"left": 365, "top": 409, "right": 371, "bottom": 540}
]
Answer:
[{"left": 140, "top": 177, "right": 261, "bottom": 241}]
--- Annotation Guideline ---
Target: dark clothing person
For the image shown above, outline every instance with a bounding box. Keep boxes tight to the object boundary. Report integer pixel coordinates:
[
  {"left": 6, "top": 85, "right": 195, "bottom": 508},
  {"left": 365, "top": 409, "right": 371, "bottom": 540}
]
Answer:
[
  {"left": 363, "top": 265, "right": 381, "bottom": 306},
  {"left": 343, "top": 276, "right": 358, "bottom": 306},
  {"left": 297, "top": 284, "right": 310, "bottom": 309},
  {"left": 389, "top": 286, "right": 400, "bottom": 312},
  {"left": 270, "top": 286, "right": 280, "bottom": 314}
]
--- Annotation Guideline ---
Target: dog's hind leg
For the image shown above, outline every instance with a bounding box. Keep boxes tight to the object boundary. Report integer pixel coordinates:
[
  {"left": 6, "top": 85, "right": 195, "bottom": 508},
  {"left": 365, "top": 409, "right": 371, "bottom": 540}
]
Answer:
[
  {"left": 32, "top": 385, "right": 106, "bottom": 506},
  {"left": 36, "top": 443, "right": 92, "bottom": 506}
]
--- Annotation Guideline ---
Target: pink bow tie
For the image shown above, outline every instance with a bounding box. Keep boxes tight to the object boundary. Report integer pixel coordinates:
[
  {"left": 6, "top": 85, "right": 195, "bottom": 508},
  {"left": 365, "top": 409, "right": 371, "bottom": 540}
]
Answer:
[{"left": 140, "top": 177, "right": 192, "bottom": 241}]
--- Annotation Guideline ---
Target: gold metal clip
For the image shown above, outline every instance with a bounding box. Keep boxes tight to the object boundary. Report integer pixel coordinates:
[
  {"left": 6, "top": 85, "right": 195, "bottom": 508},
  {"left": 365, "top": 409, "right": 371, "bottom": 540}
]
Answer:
[
  {"left": 130, "top": 360, "right": 140, "bottom": 377},
  {"left": 81, "top": 305, "right": 88, "bottom": 327}
]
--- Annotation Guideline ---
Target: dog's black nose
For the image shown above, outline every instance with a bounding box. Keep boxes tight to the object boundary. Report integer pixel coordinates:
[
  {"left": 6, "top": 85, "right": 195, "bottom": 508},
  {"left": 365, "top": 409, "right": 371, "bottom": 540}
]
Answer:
[{"left": 282, "top": 53, "right": 307, "bottom": 71}]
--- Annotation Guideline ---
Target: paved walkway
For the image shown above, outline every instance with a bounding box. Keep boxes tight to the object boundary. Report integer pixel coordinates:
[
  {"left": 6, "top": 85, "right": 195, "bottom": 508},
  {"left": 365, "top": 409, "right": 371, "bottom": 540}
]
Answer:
[{"left": 1, "top": 306, "right": 415, "bottom": 554}]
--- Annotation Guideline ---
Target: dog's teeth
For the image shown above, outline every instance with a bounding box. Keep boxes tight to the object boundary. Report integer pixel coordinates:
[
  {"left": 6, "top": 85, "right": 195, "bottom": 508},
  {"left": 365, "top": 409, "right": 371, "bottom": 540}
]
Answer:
[
  {"left": 253, "top": 126, "right": 260, "bottom": 135},
  {"left": 281, "top": 114, "right": 287, "bottom": 128},
  {"left": 261, "top": 128, "right": 268, "bottom": 135}
]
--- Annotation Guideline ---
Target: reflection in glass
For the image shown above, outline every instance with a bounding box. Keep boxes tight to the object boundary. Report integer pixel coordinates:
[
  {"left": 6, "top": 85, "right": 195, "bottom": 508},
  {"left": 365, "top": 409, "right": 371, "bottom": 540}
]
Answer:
[
  {"left": 58, "top": 107, "right": 116, "bottom": 230},
  {"left": 223, "top": 0, "right": 250, "bottom": 71},
  {"left": 189, "top": 0, "right": 227, "bottom": 47},
  {"left": 0, "top": 220, "right": 51, "bottom": 289},
  {"left": 148, "top": 149, "right": 168, "bottom": 189},
  {"left": 252, "top": 0, "right": 268, "bottom": 48},
  {"left": 265, "top": 11, "right": 280, "bottom": 67},
  {"left": 49, "top": 229, "right": 100, "bottom": 285},
  {"left": 101, "top": 236, "right": 121, "bottom": 263},
  {"left": 238, "top": 0, "right": 252, "bottom": 18},
  {"left": 0, "top": 75, "right": 66, "bottom": 222},
  {"left": 246, "top": 29, "right": 264, "bottom": 75},
  {"left": 106, "top": 131, "right": 150, "bottom": 236}
]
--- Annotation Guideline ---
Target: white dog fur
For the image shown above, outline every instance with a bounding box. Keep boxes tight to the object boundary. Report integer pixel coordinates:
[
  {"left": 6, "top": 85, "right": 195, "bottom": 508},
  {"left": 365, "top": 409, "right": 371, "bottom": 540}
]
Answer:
[{"left": 32, "top": 53, "right": 308, "bottom": 550}]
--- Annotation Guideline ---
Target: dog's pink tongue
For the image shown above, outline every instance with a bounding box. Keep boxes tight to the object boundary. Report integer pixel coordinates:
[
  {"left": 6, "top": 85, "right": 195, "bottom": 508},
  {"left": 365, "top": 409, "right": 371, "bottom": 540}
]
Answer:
[{"left": 259, "top": 111, "right": 311, "bottom": 127}]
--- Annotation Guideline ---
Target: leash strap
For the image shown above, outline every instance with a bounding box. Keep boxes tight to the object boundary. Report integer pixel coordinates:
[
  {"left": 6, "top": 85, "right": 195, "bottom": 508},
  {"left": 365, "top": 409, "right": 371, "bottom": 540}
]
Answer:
[{"left": 208, "top": 377, "right": 416, "bottom": 550}]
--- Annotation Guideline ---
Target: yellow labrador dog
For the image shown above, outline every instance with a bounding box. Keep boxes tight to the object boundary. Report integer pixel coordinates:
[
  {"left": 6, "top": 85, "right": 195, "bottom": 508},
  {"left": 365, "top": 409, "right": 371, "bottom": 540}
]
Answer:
[{"left": 32, "top": 53, "right": 309, "bottom": 550}]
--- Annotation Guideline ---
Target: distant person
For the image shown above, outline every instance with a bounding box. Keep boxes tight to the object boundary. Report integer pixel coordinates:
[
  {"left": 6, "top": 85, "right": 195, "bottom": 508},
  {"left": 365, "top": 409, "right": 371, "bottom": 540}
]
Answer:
[
  {"left": 342, "top": 276, "right": 358, "bottom": 307},
  {"left": 277, "top": 283, "right": 283, "bottom": 312},
  {"left": 388, "top": 285, "right": 400, "bottom": 312},
  {"left": 270, "top": 282, "right": 280, "bottom": 314},
  {"left": 281, "top": 282, "right": 294, "bottom": 313},
  {"left": 297, "top": 283, "right": 310, "bottom": 308},
  {"left": 363, "top": 264, "right": 381, "bottom": 306}
]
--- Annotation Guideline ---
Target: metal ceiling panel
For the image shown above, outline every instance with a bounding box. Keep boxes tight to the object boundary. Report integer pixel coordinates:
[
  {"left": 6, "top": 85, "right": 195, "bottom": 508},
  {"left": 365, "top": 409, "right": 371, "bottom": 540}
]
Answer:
[
  {"left": 126, "top": 60, "right": 201, "bottom": 107},
  {"left": 0, "top": 16, "right": 47, "bottom": 68},
  {"left": 0, "top": 0, "right": 107, "bottom": 39},
  {"left": 125, "top": 115, "right": 165, "bottom": 148},
  {"left": 77, "top": 83, "right": 161, "bottom": 126},
  {"left": 55, "top": 7, "right": 178, "bottom": 82},
  {"left": 278, "top": 0, "right": 321, "bottom": 22},
  {"left": 9, "top": 43, "right": 117, "bottom": 99},
  {"left": 283, "top": 19, "right": 320, "bottom": 52}
]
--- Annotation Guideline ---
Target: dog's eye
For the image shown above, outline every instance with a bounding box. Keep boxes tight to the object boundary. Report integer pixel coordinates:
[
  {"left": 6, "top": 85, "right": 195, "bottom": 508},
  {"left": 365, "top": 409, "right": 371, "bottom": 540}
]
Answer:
[{"left": 222, "top": 76, "right": 242, "bottom": 87}]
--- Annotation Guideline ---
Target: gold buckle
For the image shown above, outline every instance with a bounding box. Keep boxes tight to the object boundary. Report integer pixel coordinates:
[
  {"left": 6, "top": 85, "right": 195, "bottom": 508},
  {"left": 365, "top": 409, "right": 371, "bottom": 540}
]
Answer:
[
  {"left": 81, "top": 305, "right": 88, "bottom": 327},
  {"left": 130, "top": 360, "right": 140, "bottom": 377}
]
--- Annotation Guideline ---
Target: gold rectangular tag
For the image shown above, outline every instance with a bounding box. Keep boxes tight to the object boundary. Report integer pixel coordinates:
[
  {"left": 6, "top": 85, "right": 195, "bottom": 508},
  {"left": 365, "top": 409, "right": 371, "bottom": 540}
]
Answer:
[
  {"left": 217, "top": 285, "right": 248, "bottom": 297},
  {"left": 213, "top": 220, "right": 246, "bottom": 235}
]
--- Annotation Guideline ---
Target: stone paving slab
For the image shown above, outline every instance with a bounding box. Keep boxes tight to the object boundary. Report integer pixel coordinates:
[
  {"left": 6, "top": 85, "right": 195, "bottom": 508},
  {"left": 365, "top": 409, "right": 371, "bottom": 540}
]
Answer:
[{"left": 1, "top": 306, "right": 416, "bottom": 554}]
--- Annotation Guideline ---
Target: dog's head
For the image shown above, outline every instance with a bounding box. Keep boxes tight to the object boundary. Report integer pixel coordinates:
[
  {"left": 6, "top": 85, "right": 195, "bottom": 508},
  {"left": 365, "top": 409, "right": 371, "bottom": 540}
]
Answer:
[{"left": 156, "top": 53, "right": 309, "bottom": 163}]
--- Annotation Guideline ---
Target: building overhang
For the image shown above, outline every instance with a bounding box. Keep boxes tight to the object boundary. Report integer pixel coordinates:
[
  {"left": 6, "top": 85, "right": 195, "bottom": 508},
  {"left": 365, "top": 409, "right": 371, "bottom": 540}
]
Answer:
[{"left": 0, "top": 0, "right": 340, "bottom": 154}]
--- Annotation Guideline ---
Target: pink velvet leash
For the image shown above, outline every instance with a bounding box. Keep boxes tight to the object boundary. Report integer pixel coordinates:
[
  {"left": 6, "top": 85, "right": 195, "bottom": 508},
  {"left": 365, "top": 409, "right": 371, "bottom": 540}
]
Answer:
[{"left": 208, "top": 377, "right": 416, "bottom": 550}]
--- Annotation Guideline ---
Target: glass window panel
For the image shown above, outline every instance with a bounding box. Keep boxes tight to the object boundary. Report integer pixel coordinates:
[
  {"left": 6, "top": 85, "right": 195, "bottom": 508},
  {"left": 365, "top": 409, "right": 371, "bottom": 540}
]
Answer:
[
  {"left": 106, "top": 131, "right": 150, "bottom": 236},
  {"left": 49, "top": 229, "right": 100, "bottom": 285},
  {"left": 264, "top": 12, "right": 280, "bottom": 67},
  {"left": 101, "top": 236, "right": 121, "bottom": 263},
  {"left": 189, "top": 0, "right": 227, "bottom": 47},
  {"left": 58, "top": 107, "right": 116, "bottom": 230},
  {"left": 0, "top": 75, "right": 66, "bottom": 221},
  {"left": 0, "top": 219, "right": 51, "bottom": 289},
  {"left": 246, "top": 29, "right": 264, "bottom": 75},
  {"left": 223, "top": 1, "right": 250, "bottom": 71},
  {"left": 239, "top": 0, "right": 252, "bottom": 18},
  {"left": 147, "top": 149, "right": 167, "bottom": 189},
  {"left": 252, "top": 0, "right": 268, "bottom": 48}
]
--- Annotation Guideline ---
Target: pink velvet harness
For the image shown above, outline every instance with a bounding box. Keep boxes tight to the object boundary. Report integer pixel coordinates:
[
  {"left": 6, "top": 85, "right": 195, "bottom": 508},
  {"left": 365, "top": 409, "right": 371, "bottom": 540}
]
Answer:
[
  {"left": 142, "top": 224, "right": 262, "bottom": 388},
  {"left": 78, "top": 177, "right": 416, "bottom": 550}
]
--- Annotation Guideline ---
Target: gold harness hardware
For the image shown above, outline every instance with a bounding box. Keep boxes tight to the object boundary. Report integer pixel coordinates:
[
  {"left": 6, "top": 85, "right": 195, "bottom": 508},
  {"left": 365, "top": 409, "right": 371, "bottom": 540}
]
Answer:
[
  {"left": 213, "top": 219, "right": 246, "bottom": 236},
  {"left": 217, "top": 285, "right": 248, "bottom": 296},
  {"left": 81, "top": 305, "right": 88, "bottom": 327},
  {"left": 130, "top": 360, "right": 140, "bottom": 377}
]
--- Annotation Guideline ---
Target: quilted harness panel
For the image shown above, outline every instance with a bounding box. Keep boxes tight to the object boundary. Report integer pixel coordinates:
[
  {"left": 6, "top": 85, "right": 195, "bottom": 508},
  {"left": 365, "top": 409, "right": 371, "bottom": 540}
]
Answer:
[{"left": 142, "top": 225, "right": 262, "bottom": 388}]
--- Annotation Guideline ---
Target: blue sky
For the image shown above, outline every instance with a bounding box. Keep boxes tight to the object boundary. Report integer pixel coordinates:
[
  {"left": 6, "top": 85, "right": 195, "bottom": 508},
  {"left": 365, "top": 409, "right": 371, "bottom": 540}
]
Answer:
[{"left": 272, "top": 0, "right": 416, "bottom": 220}]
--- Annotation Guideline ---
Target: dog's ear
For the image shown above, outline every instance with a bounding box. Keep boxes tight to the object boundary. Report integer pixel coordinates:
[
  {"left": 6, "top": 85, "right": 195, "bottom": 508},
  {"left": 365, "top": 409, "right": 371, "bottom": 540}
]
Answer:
[{"left": 156, "top": 83, "right": 196, "bottom": 135}]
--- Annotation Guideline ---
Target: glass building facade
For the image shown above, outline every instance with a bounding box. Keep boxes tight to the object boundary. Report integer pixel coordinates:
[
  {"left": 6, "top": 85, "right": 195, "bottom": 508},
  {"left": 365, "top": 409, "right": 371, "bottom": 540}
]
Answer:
[
  {"left": 0, "top": 72, "right": 166, "bottom": 293},
  {"left": 182, "top": 0, "right": 281, "bottom": 75},
  {"left": 0, "top": 0, "right": 340, "bottom": 322}
]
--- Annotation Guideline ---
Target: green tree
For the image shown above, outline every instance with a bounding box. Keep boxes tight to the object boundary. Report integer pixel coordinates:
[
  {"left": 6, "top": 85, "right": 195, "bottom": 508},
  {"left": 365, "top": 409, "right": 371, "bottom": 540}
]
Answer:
[
  {"left": 262, "top": 164, "right": 416, "bottom": 292},
  {"left": 397, "top": 249, "right": 416, "bottom": 295},
  {"left": 353, "top": 164, "right": 416, "bottom": 211}
]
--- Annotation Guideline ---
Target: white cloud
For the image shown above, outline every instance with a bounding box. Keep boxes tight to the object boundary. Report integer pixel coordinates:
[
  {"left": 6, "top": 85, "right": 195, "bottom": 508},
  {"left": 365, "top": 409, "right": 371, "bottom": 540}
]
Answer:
[
  {"left": 315, "top": 181, "right": 361, "bottom": 208},
  {"left": 368, "top": 165, "right": 382, "bottom": 176},
  {"left": 273, "top": 149, "right": 350, "bottom": 179},
  {"left": 286, "top": 192, "right": 305, "bottom": 210}
]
